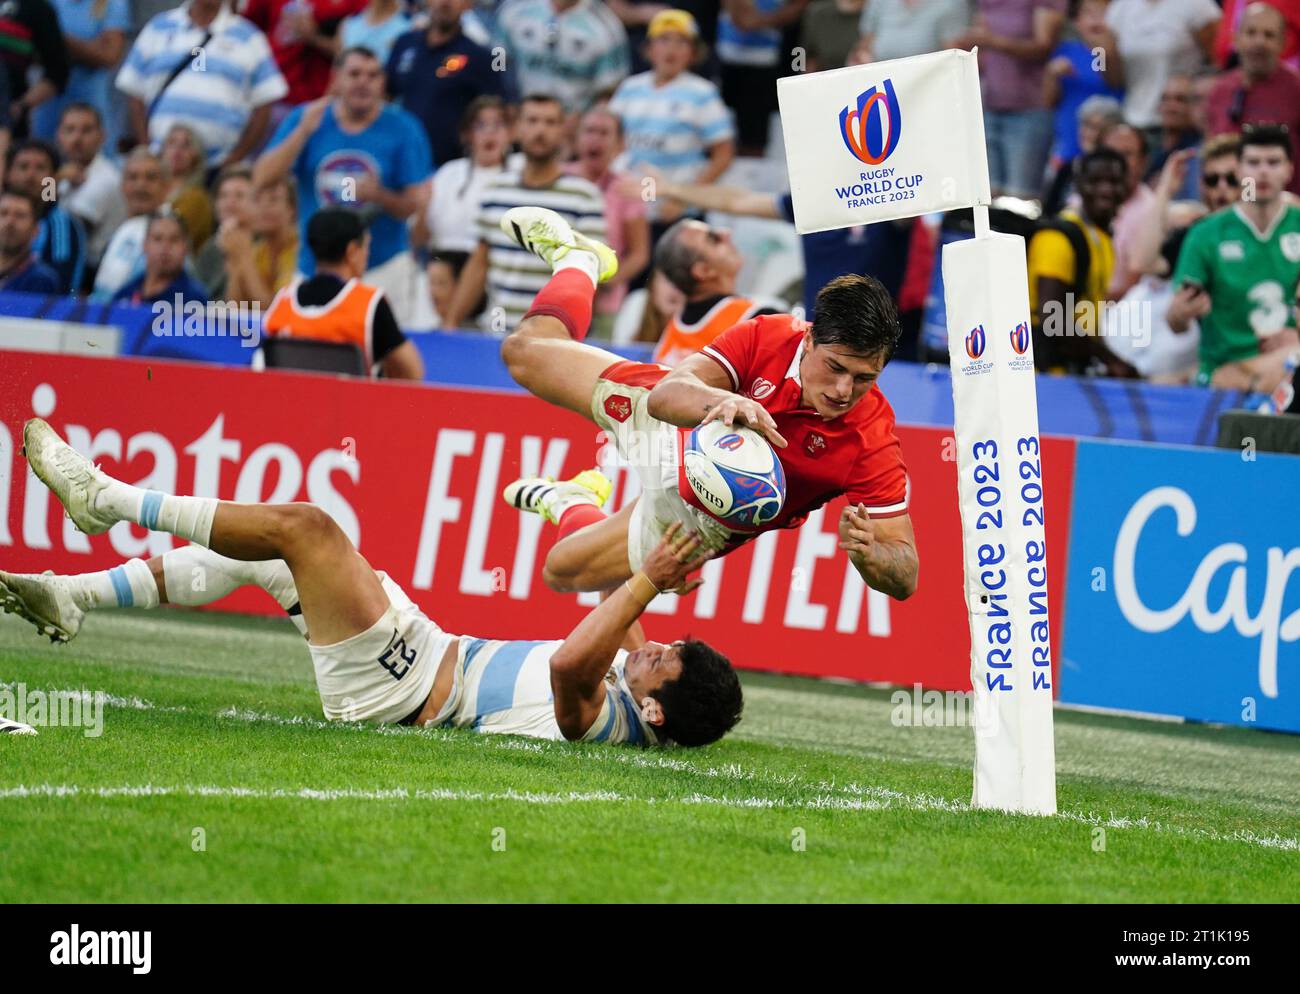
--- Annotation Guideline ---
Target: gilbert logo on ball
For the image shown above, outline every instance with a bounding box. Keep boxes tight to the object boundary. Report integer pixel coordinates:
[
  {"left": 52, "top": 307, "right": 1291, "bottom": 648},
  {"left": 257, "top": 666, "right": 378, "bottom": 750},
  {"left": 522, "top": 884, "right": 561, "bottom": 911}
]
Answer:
[{"left": 683, "top": 421, "right": 786, "bottom": 530}]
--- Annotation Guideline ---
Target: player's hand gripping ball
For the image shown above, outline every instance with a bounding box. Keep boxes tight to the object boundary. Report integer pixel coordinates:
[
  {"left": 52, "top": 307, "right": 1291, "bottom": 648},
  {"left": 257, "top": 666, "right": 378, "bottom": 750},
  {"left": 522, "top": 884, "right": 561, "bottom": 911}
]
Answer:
[{"left": 683, "top": 422, "right": 786, "bottom": 530}]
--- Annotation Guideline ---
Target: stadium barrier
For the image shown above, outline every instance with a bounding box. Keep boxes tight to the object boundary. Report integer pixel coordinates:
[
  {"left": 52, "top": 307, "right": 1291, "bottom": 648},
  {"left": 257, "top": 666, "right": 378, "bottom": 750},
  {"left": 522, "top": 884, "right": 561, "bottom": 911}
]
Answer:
[
  {"left": 0, "top": 349, "right": 1071, "bottom": 693},
  {"left": 0, "top": 289, "right": 658, "bottom": 381},
  {"left": 2, "top": 350, "right": 1293, "bottom": 733},
  {"left": 883, "top": 361, "right": 1250, "bottom": 449},
  {"left": 0, "top": 289, "right": 1250, "bottom": 445}
]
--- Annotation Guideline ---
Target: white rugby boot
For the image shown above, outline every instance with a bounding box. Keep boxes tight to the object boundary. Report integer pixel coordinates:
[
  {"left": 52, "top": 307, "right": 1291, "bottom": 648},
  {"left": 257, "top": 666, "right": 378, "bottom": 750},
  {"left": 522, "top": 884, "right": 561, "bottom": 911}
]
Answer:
[
  {"left": 0, "top": 570, "right": 85, "bottom": 643},
  {"left": 503, "top": 469, "right": 612, "bottom": 525},
  {"left": 22, "top": 418, "right": 116, "bottom": 535},
  {"left": 499, "top": 206, "right": 619, "bottom": 284}
]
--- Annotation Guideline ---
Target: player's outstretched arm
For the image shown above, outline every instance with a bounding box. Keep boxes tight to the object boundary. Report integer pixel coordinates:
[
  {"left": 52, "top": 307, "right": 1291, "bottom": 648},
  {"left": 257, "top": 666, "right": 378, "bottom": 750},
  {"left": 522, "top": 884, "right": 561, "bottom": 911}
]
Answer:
[
  {"left": 838, "top": 505, "right": 919, "bottom": 601},
  {"left": 549, "top": 525, "right": 709, "bottom": 739},
  {"left": 659, "top": 176, "right": 775, "bottom": 219},
  {"left": 648, "top": 353, "right": 788, "bottom": 448}
]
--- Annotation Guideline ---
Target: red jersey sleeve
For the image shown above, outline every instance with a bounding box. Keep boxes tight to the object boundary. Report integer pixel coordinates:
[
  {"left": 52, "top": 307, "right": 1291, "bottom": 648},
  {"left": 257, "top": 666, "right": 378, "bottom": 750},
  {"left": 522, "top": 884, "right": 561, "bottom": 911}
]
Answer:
[
  {"left": 845, "top": 394, "right": 909, "bottom": 518},
  {"left": 699, "top": 317, "right": 764, "bottom": 391}
]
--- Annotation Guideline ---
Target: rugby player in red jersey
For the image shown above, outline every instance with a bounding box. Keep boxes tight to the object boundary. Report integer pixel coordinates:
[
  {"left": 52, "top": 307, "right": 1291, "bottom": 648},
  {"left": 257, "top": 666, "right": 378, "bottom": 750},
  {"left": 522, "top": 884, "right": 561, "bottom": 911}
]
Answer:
[{"left": 496, "top": 206, "right": 919, "bottom": 602}]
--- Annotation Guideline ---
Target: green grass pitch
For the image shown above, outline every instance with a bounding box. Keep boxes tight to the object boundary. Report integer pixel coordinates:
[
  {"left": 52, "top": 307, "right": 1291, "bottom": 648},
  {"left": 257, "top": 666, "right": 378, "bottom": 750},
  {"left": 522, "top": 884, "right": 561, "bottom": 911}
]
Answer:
[{"left": 1, "top": 607, "right": 1296, "bottom": 902}]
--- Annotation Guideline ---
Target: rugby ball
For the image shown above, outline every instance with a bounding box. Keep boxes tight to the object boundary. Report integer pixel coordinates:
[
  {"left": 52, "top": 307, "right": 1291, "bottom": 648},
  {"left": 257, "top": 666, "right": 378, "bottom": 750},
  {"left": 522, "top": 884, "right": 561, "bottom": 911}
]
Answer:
[{"left": 682, "top": 422, "right": 786, "bottom": 529}]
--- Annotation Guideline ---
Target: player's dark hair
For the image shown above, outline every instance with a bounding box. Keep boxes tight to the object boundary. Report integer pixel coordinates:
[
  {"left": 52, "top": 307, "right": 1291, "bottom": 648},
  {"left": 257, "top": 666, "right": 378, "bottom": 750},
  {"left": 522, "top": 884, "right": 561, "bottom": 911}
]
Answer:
[
  {"left": 652, "top": 639, "right": 743, "bottom": 747},
  {"left": 654, "top": 218, "right": 700, "bottom": 295},
  {"left": 307, "top": 207, "right": 367, "bottom": 263},
  {"left": 1241, "top": 122, "right": 1293, "bottom": 160},
  {"left": 811, "top": 274, "right": 901, "bottom": 363}
]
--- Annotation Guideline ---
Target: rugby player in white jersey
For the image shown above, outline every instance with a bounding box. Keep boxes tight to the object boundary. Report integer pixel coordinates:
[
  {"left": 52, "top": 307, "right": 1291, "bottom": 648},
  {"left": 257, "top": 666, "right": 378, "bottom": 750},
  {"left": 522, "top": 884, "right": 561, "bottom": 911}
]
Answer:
[{"left": 4, "top": 418, "right": 743, "bottom": 747}]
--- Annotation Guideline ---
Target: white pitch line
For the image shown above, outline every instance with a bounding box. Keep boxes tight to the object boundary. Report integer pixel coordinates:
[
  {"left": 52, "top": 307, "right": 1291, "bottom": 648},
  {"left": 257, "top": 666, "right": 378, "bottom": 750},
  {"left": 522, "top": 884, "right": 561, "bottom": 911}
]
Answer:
[
  {"left": 0, "top": 782, "right": 920, "bottom": 810},
  {"left": 0, "top": 784, "right": 628, "bottom": 804},
  {"left": 3, "top": 683, "right": 1297, "bottom": 853},
  {"left": 1, "top": 779, "right": 1295, "bottom": 853}
]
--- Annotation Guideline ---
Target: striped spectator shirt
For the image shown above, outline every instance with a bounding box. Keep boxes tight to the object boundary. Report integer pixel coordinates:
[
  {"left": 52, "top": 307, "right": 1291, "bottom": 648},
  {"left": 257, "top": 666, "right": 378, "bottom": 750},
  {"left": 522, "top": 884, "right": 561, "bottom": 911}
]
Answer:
[
  {"left": 475, "top": 170, "right": 607, "bottom": 332},
  {"left": 115, "top": 2, "right": 288, "bottom": 167},
  {"left": 492, "top": 0, "right": 629, "bottom": 112},
  {"left": 609, "top": 70, "right": 734, "bottom": 181}
]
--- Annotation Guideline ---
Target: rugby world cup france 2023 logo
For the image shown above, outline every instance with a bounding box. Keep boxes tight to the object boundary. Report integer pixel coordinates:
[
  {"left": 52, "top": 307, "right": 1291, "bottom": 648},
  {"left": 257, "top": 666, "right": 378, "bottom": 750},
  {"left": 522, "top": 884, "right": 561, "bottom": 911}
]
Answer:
[
  {"left": 833, "top": 79, "right": 923, "bottom": 210},
  {"left": 839, "top": 79, "right": 902, "bottom": 166},
  {"left": 1007, "top": 321, "right": 1034, "bottom": 370},
  {"left": 960, "top": 324, "right": 995, "bottom": 377}
]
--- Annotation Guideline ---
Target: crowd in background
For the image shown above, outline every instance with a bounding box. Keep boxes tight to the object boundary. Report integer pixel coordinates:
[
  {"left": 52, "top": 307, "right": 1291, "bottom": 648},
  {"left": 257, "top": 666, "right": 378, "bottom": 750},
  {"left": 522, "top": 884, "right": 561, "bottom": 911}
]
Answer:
[{"left": 0, "top": 0, "right": 1297, "bottom": 394}]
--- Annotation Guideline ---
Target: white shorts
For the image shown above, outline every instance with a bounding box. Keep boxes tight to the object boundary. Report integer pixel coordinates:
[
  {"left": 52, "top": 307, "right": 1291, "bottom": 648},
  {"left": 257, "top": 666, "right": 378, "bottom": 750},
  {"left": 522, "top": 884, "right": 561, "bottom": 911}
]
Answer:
[
  {"left": 590, "top": 363, "right": 731, "bottom": 572},
  {"left": 308, "top": 573, "right": 455, "bottom": 723}
]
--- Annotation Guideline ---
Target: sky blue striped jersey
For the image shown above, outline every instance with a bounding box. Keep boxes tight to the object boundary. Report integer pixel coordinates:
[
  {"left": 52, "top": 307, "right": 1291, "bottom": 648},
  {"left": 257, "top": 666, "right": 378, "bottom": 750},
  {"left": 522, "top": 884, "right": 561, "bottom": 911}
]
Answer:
[{"left": 440, "top": 638, "right": 658, "bottom": 746}]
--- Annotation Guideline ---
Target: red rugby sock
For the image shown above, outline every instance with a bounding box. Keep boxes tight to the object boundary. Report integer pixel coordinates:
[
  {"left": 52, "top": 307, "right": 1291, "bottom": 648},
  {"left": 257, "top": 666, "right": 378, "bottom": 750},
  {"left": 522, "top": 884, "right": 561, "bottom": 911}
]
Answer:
[
  {"left": 524, "top": 269, "right": 595, "bottom": 342},
  {"left": 556, "top": 502, "right": 605, "bottom": 542}
]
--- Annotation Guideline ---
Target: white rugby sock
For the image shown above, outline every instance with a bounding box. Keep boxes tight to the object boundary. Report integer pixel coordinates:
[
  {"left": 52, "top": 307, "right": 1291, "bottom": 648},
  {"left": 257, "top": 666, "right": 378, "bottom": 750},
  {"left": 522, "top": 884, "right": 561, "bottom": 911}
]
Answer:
[
  {"left": 162, "top": 547, "right": 307, "bottom": 636},
  {"left": 96, "top": 481, "right": 218, "bottom": 547},
  {"left": 66, "top": 557, "right": 160, "bottom": 611},
  {"left": 161, "top": 547, "right": 298, "bottom": 610},
  {"left": 554, "top": 248, "right": 599, "bottom": 287},
  {"left": 544, "top": 485, "right": 600, "bottom": 521}
]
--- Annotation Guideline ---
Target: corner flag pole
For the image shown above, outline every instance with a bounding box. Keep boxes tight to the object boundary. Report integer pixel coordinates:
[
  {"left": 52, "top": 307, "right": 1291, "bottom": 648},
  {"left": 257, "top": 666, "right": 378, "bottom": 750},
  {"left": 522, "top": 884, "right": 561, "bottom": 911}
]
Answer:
[
  {"left": 943, "top": 177, "right": 1057, "bottom": 817},
  {"left": 776, "top": 46, "right": 1057, "bottom": 815}
]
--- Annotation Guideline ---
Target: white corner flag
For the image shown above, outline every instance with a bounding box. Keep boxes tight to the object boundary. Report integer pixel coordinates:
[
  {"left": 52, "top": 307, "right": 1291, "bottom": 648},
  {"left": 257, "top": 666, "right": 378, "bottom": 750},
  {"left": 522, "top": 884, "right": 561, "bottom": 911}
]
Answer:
[
  {"left": 779, "top": 48, "right": 1057, "bottom": 815},
  {"left": 777, "top": 48, "right": 990, "bottom": 232}
]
